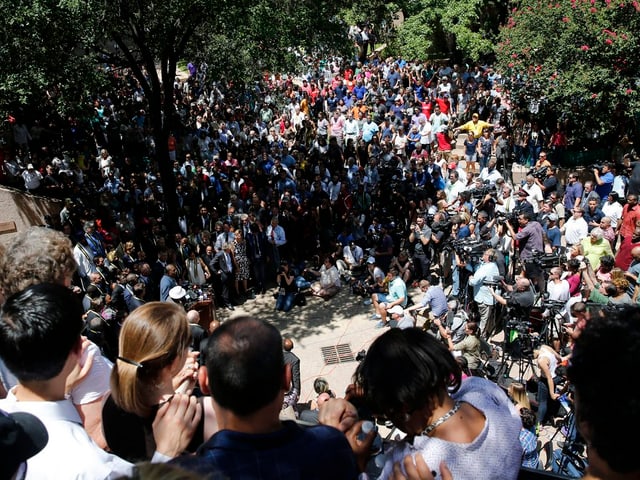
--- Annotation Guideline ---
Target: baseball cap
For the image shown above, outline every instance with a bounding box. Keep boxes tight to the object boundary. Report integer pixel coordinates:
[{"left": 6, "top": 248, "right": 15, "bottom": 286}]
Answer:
[
  {"left": 366, "top": 256, "right": 375, "bottom": 264},
  {"left": 0, "top": 409, "right": 49, "bottom": 478},
  {"left": 517, "top": 189, "right": 528, "bottom": 197},
  {"left": 169, "top": 286, "right": 187, "bottom": 301},
  {"left": 27, "top": 163, "right": 34, "bottom": 170},
  {"left": 548, "top": 213, "right": 558, "bottom": 222},
  {"left": 388, "top": 305, "right": 404, "bottom": 315}
]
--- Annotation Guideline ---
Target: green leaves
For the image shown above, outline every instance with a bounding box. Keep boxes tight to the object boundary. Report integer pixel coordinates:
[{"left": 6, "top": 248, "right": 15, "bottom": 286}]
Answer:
[{"left": 497, "top": 0, "right": 640, "bottom": 143}]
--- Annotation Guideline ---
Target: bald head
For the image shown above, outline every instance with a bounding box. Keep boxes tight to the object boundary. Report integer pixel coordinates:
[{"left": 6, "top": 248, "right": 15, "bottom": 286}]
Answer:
[
  {"left": 516, "top": 277, "right": 531, "bottom": 290},
  {"left": 186, "top": 310, "right": 200, "bottom": 324},
  {"left": 283, "top": 338, "right": 294, "bottom": 352},
  {"left": 632, "top": 246, "right": 640, "bottom": 260}
]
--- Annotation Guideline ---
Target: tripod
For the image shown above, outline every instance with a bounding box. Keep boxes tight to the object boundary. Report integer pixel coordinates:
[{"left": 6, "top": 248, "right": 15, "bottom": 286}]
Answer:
[
  {"left": 497, "top": 323, "right": 536, "bottom": 383},
  {"left": 542, "top": 408, "right": 587, "bottom": 476},
  {"left": 539, "top": 300, "right": 566, "bottom": 347}
]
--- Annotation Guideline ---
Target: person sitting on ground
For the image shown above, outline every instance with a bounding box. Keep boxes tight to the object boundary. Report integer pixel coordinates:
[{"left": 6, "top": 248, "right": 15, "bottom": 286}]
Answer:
[
  {"left": 519, "top": 407, "right": 540, "bottom": 469},
  {"left": 170, "top": 315, "right": 358, "bottom": 479},
  {"left": 387, "top": 305, "right": 416, "bottom": 329},
  {"left": 359, "top": 256, "right": 386, "bottom": 303},
  {"left": 275, "top": 261, "right": 297, "bottom": 312},
  {"left": 389, "top": 249, "right": 413, "bottom": 285},
  {"left": 370, "top": 267, "right": 408, "bottom": 328},
  {"left": 434, "top": 319, "right": 484, "bottom": 375},
  {"left": 308, "top": 256, "right": 341, "bottom": 300},
  {"left": 405, "top": 276, "right": 449, "bottom": 329},
  {"left": 507, "top": 382, "right": 532, "bottom": 412}
]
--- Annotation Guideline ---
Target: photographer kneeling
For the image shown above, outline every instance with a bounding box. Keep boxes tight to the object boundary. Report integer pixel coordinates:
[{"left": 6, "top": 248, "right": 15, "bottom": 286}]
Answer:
[{"left": 434, "top": 319, "right": 485, "bottom": 376}]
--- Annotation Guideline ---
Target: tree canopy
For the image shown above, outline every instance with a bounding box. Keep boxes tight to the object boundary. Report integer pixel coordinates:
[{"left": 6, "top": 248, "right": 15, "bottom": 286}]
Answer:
[{"left": 495, "top": 0, "right": 640, "bottom": 144}]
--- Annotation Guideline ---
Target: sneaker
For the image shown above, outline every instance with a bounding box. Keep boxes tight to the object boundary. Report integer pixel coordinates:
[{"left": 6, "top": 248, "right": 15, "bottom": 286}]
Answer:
[
  {"left": 363, "top": 299, "right": 372, "bottom": 306},
  {"left": 370, "top": 313, "right": 381, "bottom": 320},
  {"left": 375, "top": 321, "right": 387, "bottom": 329}
]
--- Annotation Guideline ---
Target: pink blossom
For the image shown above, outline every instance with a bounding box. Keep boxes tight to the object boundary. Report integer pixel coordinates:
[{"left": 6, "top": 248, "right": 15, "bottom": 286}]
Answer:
[
  {"left": 633, "top": 0, "right": 640, "bottom": 10},
  {"left": 590, "top": 0, "right": 595, "bottom": 3},
  {"left": 627, "top": 88, "right": 634, "bottom": 94},
  {"left": 581, "top": 45, "right": 590, "bottom": 50},
  {"left": 603, "top": 29, "right": 617, "bottom": 36},
  {"left": 511, "top": 53, "right": 518, "bottom": 58},
  {"left": 605, "top": 0, "right": 611, "bottom": 5},
  {"left": 590, "top": 6, "right": 597, "bottom": 11},
  {"left": 591, "top": 93, "right": 598, "bottom": 98},
  {"left": 606, "top": 38, "right": 613, "bottom": 44},
  {"left": 508, "top": 62, "right": 515, "bottom": 67},
  {"left": 562, "top": 16, "right": 570, "bottom": 22},
  {"left": 621, "top": 33, "right": 628, "bottom": 40}
]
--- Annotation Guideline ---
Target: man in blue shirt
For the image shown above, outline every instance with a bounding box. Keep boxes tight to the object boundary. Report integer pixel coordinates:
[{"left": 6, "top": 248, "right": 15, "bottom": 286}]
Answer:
[
  {"left": 594, "top": 163, "right": 614, "bottom": 201},
  {"left": 172, "top": 316, "right": 357, "bottom": 479},
  {"left": 468, "top": 248, "right": 500, "bottom": 338}
]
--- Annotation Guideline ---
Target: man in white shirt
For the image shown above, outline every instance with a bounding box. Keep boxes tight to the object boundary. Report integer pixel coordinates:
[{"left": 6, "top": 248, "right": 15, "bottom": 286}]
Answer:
[
  {"left": 0, "top": 284, "right": 198, "bottom": 479},
  {"left": 562, "top": 206, "right": 589, "bottom": 246},
  {"left": 522, "top": 174, "right": 544, "bottom": 213},
  {"left": 479, "top": 158, "right": 503, "bottom": 186},
  {"left": 446, "top": 170, "right": 467, "bottom": 204},
  {"left": 343, "top": 112, "right": 360, "bottom": 146}
]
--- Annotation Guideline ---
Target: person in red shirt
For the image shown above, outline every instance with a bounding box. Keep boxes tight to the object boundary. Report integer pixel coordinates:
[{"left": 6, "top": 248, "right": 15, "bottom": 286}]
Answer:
[
  {"left": 618, "top": 194, "right": 640, "bottom": 240},
  {"left": 615, "top": 224, "right": 640, "bottom": 270}
]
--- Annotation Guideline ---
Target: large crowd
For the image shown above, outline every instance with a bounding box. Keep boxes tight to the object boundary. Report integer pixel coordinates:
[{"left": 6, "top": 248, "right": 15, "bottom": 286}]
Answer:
[{"left": 1, "top": 38, "right": 639, "bottom": 479}]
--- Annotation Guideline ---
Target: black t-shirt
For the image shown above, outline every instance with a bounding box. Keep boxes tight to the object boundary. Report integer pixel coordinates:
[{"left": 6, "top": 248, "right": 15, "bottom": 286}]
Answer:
[
  {"left": 542, "top": 176, "right": 558, "bottom": 198},
  {"left": 507, "top": 289, "right": 535, "bottom": 321}
]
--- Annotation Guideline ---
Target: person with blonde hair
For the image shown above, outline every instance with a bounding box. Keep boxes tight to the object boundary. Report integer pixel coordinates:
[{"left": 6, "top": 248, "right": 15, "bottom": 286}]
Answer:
[
  {"left": 507, "top": 382, "right": 531, "bottom": 412},
  {"left": 103, "top": 302, "right": 206, "bottom": 462}
]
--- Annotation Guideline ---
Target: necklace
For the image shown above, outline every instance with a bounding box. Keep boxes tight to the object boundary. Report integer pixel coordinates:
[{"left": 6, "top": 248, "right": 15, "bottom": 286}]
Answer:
[{"left": 422, "top": 401, "right": 462, "bottom": 435}]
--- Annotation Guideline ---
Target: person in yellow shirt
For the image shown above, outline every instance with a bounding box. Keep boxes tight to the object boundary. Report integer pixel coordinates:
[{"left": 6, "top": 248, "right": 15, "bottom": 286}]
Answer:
[{"left": 455, "top": 113, "right": 492, "bottom": 139}]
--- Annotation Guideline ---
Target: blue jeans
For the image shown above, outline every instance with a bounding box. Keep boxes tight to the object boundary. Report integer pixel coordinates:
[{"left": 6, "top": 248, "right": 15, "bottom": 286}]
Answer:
[
  {"left": 536, "top": 376, "right": 561, "bottom": 425},
  {"left": 276, "top": 292, "right": 295, "bottom": 312}
]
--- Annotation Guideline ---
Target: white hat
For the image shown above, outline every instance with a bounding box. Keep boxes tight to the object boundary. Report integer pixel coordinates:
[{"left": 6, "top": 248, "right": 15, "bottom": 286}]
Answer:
[
  {"left": 169, "top": 286, "right": 187, "bottom": 301},
  {"left": 27, "top": 163, "right": 34, "bottom": 170},
  {"left": 366, "top": 256, "right": 376, "bottom": 264},
  {"left": 547, "top": 213, "right": 558, "bottom": 222},
  {"left": 388, "top": 305, "right": 404, "bottom": 315}
]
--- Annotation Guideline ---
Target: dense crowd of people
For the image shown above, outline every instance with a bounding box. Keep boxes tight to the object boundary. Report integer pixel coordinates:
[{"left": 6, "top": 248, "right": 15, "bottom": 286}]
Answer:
[{"left": 1, "top": 41, "right": 639, "bottom": 479}]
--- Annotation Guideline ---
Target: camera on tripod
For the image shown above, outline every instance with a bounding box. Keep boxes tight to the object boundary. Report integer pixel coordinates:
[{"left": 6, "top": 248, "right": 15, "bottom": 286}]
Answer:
[{"left": 505, "top": 320, "right": 540, "bottom": 357}]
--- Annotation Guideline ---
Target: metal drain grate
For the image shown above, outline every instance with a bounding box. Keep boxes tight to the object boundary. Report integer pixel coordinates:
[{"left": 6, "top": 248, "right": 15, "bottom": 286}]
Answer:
[{"left": 321, "top": 343, "right": 355, "bottom": 365}]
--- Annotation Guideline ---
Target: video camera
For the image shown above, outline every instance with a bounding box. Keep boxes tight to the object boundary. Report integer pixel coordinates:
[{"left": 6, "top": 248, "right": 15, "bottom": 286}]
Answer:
[
  {"left": 588, "top": 164, "right": 605, "bottom": 174},
  {"left": 470, "top": 181, "right": 497, "bottom": 200},
  {"left": 451, "top": 238, "right": 490, "bottom": 262},
  {"left": 495, "top": 210, "right": 519, "bottom": 230},
  {"left": 528, "top": 166, "right": 548, "bottom": 180},
  {"left": 482, "top": 275, "right": 504, "bottom": 287},
  {"left": 524, "top": 248, "right": 565, "bottom": 270}
]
